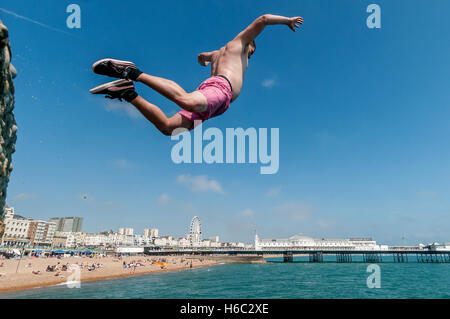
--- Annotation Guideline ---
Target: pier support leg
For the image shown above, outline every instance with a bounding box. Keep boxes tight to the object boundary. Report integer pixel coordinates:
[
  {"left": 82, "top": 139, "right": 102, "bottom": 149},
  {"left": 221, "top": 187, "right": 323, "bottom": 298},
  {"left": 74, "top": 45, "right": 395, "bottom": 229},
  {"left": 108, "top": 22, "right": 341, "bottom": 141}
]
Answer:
[
  {"left": 337, "top": 253, "right": 352, "bottom": 263},
  {"left": 364, "top": 253, "right": 381, "bottom": 263},
  {"left": 417, "top": 253, "right": 424, "bottom": 263},
  {"left": 309, "top": 252, "right": 323, "bottom": 263},
  {"left": 283, "top": 252, "right": 293, "bottom": 263},
  {"left": 394, "top": 253, "right": 408, "bottom": 263}
]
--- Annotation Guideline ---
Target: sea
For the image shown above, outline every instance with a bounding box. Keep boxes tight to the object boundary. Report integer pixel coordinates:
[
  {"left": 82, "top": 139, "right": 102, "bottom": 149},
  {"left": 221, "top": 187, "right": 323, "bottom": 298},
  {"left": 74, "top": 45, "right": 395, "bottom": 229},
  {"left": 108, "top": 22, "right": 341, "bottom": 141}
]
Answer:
[{"left": 1, "top": 257, "right": 450, "bottom": 299}]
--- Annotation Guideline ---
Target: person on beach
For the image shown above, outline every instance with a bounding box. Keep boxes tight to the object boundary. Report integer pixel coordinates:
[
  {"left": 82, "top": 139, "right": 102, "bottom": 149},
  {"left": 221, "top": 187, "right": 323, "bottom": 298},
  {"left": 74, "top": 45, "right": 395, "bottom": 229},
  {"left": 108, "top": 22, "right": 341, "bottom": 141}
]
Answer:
[{"left": 90, "top": 14, "right": 303, "bottom": 134}]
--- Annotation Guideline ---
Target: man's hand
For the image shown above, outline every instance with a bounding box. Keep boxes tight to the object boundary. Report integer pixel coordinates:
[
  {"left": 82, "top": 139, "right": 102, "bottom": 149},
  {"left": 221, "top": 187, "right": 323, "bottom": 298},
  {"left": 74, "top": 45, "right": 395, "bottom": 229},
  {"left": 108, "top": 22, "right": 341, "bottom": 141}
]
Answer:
[
  {"left": 236, "top": 14, "right": 304, "bottom": 45},
  {"left": 287, "top": 16, "right": 303, "bottom": 32},
  {"left": 198, "top": 53, "right": 210, "bottom": 67}
]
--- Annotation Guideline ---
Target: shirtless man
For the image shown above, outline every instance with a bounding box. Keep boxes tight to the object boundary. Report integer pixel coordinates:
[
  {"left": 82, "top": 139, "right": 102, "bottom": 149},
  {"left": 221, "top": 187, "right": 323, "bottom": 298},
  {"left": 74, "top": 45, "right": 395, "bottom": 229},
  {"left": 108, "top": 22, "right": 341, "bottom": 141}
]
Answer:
[{"left": 90, "top": 14, "right": 303, "bottom": 135}]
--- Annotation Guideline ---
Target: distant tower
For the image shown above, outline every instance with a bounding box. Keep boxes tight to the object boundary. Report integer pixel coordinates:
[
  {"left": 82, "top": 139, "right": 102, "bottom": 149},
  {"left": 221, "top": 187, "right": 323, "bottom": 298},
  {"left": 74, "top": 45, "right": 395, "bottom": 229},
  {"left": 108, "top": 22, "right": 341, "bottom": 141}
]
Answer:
[
  {"left": 189, "top": 216, "right": 202, "bottom": 246},
  {"left": 254, "top": 230, "right": 261, "bottom": 251}
]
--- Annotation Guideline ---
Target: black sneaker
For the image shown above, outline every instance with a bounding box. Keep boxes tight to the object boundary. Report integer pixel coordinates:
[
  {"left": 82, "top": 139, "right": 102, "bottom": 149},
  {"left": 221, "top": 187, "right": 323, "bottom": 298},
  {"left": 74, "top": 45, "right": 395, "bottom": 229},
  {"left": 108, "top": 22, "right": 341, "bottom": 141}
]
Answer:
[
  {"left": 92, "top": 58, "right": 142, "bottom": 80},
  {"left": 89, "top": 79, "right": 137, "bottom": 102}
]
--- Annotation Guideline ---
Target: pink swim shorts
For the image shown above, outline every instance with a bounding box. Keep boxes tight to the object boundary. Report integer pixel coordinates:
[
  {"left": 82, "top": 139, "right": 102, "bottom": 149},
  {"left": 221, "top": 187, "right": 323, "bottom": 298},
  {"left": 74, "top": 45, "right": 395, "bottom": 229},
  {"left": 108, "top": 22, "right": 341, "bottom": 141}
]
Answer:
[{"left": 178, "top": 76, "right": 233, "bottom": 126}]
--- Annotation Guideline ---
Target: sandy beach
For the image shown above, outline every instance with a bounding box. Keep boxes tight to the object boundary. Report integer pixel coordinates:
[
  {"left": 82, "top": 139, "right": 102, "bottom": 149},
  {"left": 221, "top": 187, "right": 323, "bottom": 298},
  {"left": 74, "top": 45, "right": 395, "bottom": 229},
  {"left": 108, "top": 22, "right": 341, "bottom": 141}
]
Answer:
[{"left": 0, "top": 255, "right": 219, "bottom": 293}]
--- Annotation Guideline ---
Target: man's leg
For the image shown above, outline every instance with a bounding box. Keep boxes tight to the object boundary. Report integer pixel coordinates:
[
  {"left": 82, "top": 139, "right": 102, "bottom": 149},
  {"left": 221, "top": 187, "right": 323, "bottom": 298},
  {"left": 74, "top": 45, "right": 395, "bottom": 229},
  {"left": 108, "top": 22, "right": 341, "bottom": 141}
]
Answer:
[
  {"left": 136, "top": 73, "right": 208, "bottom": 113},
  {"left": 130, "top": 95, "right": 193, "bottom": 135},
  {"left": 90, "top": 79, "right": 193, "bottom": 136},
  {"left": 92, "top": 59, "right": 208, "bottom": 113}
]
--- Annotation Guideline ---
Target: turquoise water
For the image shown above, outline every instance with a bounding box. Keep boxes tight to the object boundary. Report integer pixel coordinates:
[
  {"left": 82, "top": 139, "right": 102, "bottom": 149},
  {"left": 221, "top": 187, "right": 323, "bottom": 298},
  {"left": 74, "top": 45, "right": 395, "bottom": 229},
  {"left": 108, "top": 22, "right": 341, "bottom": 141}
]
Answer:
[{"left": 1, "top": 262, "right": 450, "bottom": 299}]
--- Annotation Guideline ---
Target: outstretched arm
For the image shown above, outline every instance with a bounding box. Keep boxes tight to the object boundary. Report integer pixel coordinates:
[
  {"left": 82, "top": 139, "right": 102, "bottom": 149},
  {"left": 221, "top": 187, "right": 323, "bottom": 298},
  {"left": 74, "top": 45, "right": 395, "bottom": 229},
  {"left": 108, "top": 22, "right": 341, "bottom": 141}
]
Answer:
[{"left": 236, "top": 14, "right": 303, "bottom": 45}]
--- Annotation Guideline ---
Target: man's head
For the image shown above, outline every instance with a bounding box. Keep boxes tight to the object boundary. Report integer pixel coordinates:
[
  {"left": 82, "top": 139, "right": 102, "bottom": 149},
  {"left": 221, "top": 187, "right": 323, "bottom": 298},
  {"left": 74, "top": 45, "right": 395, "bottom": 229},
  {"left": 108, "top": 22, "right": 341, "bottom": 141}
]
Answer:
[{"left": 248, "top": 40, "right": 256, "bottom": 58}]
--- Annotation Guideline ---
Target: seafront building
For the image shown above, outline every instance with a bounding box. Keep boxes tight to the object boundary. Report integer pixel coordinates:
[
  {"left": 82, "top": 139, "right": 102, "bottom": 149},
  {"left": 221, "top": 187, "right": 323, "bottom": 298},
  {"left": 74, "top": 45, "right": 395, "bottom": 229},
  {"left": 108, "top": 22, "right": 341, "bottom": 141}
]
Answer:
[
  {"left": 118, "top": 228, "right": 134, "bottom": 236},
  {"left": 254, "top": 233, "right": 388, "bottom": 251},
  {"left": 0, "top": 210, "right": 284, "bottom": 250},
  {"left": 1, "top": 207, "right": 31, "bottom": 247},
  {"left": 427, "top": 242, "right": 450, "bottom": 251},
  {"left": 210, "top": 236, "right": 220, "bottom": 243},
  {"left": 49, "top": 230, "right": 159, "bottom": 249},
  {"left": 77, "top": 220, "right": 232, "bottom": 250},
  {"left": 0, "top": 208, "right": 247, "bottom": 250},
  {"left": 50, "top": 217, "right": 83, "bottom": 233},
  {"left": 52, "top": 231, "right": 83, "bottom": 248},
  {"left": 134, "top": 234, "right": 155, "bottom": 246},
  {"left": 52, "top": 232, "right": 67, "bottom": 248},
  {"left": 1, "top": 207, "right": 56, "bottom": 247},
  {"left": 12, "top": 208, "right": 447, "bottom": 252},
  {"left": 27, "top": 220, "right": 56, "bottom": 247},
  {"left": 84, "top": 232, "right": 133, "bottom": 247},
  {"left": 144, "top": 228, "right": 159, "bottom": 238}
]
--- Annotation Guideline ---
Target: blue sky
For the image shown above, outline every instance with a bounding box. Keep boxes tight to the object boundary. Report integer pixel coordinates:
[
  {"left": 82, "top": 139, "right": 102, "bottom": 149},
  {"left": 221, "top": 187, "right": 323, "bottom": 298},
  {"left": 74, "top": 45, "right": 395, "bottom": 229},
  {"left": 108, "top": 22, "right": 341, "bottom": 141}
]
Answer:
[{"left": 1, "top": 0, "right": 450, "bottom": 245}]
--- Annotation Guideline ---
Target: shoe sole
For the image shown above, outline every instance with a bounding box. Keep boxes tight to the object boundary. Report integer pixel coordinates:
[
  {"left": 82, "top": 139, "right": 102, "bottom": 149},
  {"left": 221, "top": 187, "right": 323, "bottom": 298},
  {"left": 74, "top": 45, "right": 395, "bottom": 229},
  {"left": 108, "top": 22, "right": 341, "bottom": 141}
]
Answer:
[
  {"left": 92, "top": 58, "right": 136, "bottom": 74},
  {"left": 89, "top": 79, "right": 131, "bottom": 94}
]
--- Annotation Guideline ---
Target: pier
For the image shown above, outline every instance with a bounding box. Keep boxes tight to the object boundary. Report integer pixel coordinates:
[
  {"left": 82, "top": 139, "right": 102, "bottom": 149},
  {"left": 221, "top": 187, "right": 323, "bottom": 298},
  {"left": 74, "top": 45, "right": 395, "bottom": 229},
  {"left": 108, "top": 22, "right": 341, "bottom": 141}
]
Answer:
[{"left": 144, "top": 248, "right": 450, "bottom": 263}]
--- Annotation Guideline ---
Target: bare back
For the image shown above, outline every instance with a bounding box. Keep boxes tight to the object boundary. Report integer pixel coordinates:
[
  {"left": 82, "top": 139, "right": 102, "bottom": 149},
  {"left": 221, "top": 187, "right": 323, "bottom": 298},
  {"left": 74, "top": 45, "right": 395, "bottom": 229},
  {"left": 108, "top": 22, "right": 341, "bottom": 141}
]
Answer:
[{"left": 209, "top": 40, "right": 249, "bottom": 102}]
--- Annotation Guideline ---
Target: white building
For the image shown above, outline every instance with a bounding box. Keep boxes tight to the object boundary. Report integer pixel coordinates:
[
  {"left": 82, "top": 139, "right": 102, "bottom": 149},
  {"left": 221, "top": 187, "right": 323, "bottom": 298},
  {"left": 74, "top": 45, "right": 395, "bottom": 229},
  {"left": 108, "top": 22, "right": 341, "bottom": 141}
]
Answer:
[
  {"left": 84, "top": 232, "right": 134, "bottom": 247},
  {"left": 84, "top": 234, "right": 102, "bottom": 247},
  {"left": 254, "top": 233, "right": 386, "bottom": 251},
  {"left": 209, "top": 240, "right": 222, "bottom": 248},
  {"left": 118, "top": 228, "right": 134, "bottom": 236},
  {"left": 69, "top": 232, "right": 85, "bottom": 248},
  {"left": 115, "top": 247, "right": 144, "bottom": 255},
  {"left": 221, "top": 242, "right": 247, "bottom": 248},
  {"left": 1, "top": 207, "right": 31, "bottom": 247},
  {"left": 428, "top": 242, "right": 450, "bottom": 251},
  {"left": 113, "top": 233, "right": 134, "bottom": 246},
  {"left": 53, "top": 232, "right": 81, "bottom": 248},
  {"left": 134, "top": 235, "right": 153, "bottom": 246},
  {"left": 349, "top": 238, "right": 388, "bottom": 250},
  {"left": 178, "top": 237, "right": 191, "bottom": 247},
  {"left": 1, "top": 207, "right": 58, "bottom": 248},
  {"left": 3, "top": 206, "right": 15, "bottom": 219},
  {"left": 144, "top": 228, "right": 159, "bottom": 238},
  {"left": 210, "top": 236, "right": 219, "bottom": 243}
]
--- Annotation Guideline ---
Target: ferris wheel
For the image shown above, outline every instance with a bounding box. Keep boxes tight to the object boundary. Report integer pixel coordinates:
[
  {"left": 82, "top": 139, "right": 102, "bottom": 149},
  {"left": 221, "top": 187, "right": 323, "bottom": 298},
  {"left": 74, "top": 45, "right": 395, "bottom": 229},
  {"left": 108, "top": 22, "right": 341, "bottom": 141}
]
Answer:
[{"left": 189, "top": 216, "right": 202, "bottom": 246}]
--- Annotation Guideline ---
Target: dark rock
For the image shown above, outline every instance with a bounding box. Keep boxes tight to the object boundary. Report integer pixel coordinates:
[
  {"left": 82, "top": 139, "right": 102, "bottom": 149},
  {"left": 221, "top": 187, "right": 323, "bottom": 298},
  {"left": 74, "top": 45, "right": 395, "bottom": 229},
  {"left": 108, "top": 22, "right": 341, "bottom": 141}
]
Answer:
[{"left": 0, "top": 19, "right": 17, "bottom": 225}]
